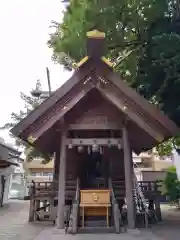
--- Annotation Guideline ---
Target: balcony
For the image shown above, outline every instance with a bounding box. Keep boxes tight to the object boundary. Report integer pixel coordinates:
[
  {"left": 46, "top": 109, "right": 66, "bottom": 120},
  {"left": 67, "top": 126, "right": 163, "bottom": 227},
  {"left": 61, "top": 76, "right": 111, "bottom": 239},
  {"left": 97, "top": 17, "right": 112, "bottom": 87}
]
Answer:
[
  {"left": 27, "top": 175, "right": 53, "bottom": 182},
  {"left": 23, "top": 158, "right": 54, "bottom": 170},
  {"left": 133, "top": 151, "right": 152, "bottom": 163},
  {"left": 27, "top": 171, "right": 53, "bottom": 183}
]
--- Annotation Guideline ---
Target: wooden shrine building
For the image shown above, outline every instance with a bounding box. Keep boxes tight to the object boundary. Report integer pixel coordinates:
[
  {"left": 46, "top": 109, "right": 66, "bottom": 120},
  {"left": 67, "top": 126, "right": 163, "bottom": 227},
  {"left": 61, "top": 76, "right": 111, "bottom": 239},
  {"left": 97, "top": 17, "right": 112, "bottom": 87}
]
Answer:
[{"left": 11, "top": 30, "right": 180, "bottom": 233}]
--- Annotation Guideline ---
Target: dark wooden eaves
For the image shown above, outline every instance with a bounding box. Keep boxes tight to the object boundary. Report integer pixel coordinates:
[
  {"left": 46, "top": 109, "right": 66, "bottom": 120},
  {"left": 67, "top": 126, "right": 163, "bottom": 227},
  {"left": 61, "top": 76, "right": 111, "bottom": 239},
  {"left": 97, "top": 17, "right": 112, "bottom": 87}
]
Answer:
[
  {"left": 11, "top": 59, "right": 95, "bottom": 137},
  {"left": 95, "top": 60, "right": 180, "bottom": 138},
  {"left": 11, "top": 57, "right": 180, "bottom": 151}
]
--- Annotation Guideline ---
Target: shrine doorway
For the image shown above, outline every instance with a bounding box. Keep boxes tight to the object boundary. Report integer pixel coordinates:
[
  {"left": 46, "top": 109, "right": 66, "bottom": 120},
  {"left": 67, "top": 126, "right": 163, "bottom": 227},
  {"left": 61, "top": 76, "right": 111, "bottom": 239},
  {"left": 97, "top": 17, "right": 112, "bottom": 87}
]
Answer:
[{"left": 78, "top": 147, "right": 110, "bottom": 190}]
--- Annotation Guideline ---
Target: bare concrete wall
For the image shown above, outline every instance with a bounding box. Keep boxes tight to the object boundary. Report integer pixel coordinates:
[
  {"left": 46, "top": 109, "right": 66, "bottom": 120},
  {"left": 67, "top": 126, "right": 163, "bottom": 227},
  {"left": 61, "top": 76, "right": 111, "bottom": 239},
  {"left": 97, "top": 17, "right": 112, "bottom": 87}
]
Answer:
[
  {"left": 153, "top": 160, "right": 173, "bottom": 171},
  {"left": 142, "top": 171, "right": 166, "bottom": 181}
]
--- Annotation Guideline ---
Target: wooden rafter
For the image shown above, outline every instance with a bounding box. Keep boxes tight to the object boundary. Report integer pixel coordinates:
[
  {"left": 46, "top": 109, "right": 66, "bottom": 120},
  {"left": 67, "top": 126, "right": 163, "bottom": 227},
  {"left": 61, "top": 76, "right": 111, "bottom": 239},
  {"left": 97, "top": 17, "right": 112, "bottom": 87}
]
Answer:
[
  {"left": 97, "top": 84, "right": 164, "bottom": 143},
  {"left": 26, "top": 82, "right": 94, "bottom": 143},
  {"left": 11, "top": 59, "right": 96, "bottom": 137},
  {"left": 95, "top": 62, "right": 178, "bottom": 136}
]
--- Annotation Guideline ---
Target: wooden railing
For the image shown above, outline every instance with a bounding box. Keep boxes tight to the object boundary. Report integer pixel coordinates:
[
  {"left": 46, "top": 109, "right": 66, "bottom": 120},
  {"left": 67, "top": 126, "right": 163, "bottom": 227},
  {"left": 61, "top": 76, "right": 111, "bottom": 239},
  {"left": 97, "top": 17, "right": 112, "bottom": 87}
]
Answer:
[
  {"left": 28, "top": 180, "right": 161, "bottom": 227},
  {"left": 29, "top": 181, "right": 58, "bottom": 198},
  {"left": 29, "top": 180, "right": 161, "bottom": 198},
  {"left": 28, "top": 179, "right": 77, "bottom": 224},
  {"left": 108, "top": 178, "right": 123, "bottom": 233},
  {"left": 28, "top": 181, "right": 58, "bottom": 222}
]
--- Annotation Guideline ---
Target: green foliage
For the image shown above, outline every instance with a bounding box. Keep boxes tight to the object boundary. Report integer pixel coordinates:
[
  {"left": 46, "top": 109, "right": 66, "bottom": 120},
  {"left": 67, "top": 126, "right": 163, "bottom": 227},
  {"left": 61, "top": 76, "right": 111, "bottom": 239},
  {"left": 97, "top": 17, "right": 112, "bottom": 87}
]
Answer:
[
  {"left": 49, "top": 0, "right": 167, "bottom": 74},
  {"left": 163, "top": 166, "right": 180, "bottom": 204},
  {"left": 135, "top": 30, "right": 180, "bottom": 126},
  {"left": 25, "top": 147, "right": 50, "bottom": 163},
  {"left": 155, "top": 139, "right": 173, "bottom": 157},
  {"left": 49, "top": 0, "right": 180, "bottom": 156},
  {"left": 1, "top": 80, "right": 50, "bottom": 163},
  {"left": 0, "top": 90, "right": 41, "bottom": 148}
]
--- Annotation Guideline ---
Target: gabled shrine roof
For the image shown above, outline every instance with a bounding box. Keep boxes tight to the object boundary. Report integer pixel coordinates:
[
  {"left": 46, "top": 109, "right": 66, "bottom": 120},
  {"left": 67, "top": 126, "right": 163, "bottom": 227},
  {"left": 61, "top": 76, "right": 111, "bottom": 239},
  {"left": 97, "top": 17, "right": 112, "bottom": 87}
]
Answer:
[{"left": 10, "top": 30, "right": 180, "bottom": 154}]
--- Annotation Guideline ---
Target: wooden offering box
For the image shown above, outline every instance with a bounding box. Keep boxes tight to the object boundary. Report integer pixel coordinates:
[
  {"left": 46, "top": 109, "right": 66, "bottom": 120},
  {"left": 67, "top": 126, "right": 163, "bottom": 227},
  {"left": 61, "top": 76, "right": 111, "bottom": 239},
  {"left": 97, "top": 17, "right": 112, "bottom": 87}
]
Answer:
[{"left": 80, "top": 189, "right": 111, "bottom": 228}]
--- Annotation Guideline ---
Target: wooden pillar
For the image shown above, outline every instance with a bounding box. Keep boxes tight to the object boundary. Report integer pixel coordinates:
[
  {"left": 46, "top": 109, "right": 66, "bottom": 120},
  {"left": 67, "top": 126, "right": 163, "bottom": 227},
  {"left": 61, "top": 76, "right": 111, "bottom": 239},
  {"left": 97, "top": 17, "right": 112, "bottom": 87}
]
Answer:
[
  {"left": 57, "top": 130, "right": 67, "bottom": 229},
  {"left": 52, "top": 152, "right": 56, "bottom": 181},
  {"left": 0, "top": 175, "right": 3, "bottom": 207},
  {"left": 122, "top": 126, "right": 135, "bottom": 229},
  {"left": 53, "top": 151, "right": 60, "bottom": 182},
  {"left": 154, "top": 199, "right": 162, "bottom": 221},
  {"left": 29, "top": 199, "right": 35, "bottom": 222},
  {"left": 28, "top": 182, "right": 35, "bottom": 222}
]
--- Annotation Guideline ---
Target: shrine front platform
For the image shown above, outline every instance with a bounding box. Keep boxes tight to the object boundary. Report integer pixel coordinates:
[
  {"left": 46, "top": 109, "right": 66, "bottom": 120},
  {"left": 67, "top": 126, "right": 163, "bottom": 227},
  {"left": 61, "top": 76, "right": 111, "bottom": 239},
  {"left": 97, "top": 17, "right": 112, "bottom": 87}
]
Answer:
[{"left": 33, "top": 228, "right": 161, "bottom": 240}]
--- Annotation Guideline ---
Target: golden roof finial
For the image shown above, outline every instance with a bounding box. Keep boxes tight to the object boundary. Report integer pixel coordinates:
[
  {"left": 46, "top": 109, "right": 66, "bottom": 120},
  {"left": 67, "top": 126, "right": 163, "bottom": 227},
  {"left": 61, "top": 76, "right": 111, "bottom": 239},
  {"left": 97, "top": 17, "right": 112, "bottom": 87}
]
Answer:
[
  {"left": 27, "top": 135, "right": 37, "bottom": 144},
  {"left": 86, "top": 29, "right": 105, "bottom": 39}
]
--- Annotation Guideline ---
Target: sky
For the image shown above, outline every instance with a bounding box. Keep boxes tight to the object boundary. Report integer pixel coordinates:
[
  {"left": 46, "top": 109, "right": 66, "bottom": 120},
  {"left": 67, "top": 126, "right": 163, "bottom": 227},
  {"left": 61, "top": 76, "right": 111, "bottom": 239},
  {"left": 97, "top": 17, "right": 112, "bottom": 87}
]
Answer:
[{"left": 0, "top": 0, "right": 72, "bottom": 144}]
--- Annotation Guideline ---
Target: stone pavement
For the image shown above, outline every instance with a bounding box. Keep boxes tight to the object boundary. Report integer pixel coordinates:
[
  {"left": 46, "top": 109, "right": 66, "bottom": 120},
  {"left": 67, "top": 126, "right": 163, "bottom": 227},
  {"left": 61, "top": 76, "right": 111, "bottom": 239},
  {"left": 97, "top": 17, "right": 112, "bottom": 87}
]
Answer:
[
  {"left": 150, "top": 204, "right": 180, "bottom": 240},
  {"left": 0, "top": 200, "right": 45, "bottom": 240},
  {"left": 33, "top": 228, "right": 163, "bottom": 240},
  {"left": 0, "top": 200, "right": 162, "bottom": 240},
  {"left": 1, "top": 200, "right": 178, "bottom": 240}
]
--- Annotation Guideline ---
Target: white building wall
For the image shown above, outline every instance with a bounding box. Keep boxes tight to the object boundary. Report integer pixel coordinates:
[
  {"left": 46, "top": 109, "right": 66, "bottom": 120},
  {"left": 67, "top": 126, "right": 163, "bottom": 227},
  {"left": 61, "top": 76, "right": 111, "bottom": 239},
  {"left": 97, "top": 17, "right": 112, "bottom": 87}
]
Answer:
[
  {"left": 0, "top": 176, "right": 1, "bottom": 190},
  {"left": 9, "top": 161, "right": 28, "bottom": 199},
  {"left": 3, "top": 175, "right": 11, "bottom": 203},
  {"left": 0, "top": 165, "right": 15, "bottom": 204}
]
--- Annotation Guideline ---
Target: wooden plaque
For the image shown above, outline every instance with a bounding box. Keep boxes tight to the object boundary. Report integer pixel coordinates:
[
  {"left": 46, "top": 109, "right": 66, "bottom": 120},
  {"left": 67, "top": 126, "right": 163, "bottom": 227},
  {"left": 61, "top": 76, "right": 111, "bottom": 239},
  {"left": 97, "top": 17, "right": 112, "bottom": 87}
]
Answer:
[{"left": 80, "top": 189, "right": 110, "bottom": 206}]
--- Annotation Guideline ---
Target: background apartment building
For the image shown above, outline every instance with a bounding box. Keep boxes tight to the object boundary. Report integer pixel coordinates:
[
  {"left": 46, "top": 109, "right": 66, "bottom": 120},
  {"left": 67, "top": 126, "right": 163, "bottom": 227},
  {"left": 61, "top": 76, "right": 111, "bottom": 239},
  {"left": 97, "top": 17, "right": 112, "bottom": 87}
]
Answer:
[
  {"left": 24, "top": 157, "right": 54, "bottom": 182},
  {"left": 23, "top": 151, "right": 173, "bottom": 183}
]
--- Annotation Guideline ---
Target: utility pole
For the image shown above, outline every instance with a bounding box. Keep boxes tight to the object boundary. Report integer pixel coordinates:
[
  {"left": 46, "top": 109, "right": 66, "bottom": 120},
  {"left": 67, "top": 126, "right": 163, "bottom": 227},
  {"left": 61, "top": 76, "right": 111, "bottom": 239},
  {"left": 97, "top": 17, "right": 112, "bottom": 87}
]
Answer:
[
  {"left": 31, "top": 68, "right": 53, "bottom": 99},
  {"left": 46, "top": 67, "right": 52, "bottom": 96}
]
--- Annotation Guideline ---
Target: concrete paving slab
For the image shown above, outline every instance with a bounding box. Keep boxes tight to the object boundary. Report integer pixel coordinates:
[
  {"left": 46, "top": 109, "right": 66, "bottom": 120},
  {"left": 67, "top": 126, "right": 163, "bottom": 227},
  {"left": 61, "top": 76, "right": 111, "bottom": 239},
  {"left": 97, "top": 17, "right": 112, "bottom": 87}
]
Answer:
[
  {"left": 0, "top": 200, "right": 44, "bottom": 240},
  {"left": 0, "top": 201, "right": 179, "bottom": 240},
  {"left": 33, "top": 227, "right": 162, "bottom": 240}
]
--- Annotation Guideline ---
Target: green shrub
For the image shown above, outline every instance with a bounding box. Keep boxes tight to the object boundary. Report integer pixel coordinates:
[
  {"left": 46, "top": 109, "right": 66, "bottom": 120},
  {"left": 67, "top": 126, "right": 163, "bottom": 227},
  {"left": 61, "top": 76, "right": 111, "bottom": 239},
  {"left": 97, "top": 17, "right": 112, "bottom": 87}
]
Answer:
[{"left": 163, "top": 166, "right": 180, "bottom": 206}]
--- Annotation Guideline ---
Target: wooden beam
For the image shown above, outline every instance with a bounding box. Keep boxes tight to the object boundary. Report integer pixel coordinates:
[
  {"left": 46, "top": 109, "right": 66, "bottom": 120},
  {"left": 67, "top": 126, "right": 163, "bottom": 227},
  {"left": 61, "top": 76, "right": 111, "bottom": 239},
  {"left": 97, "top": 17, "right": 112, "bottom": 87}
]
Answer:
[
  {"left": 68, "top": 123, "right": 121, "bottom": 130},
  {"left": 66, "top": 138, "right": 122, "bottom": 146},
  {"left": 97, "top": 86, "right": 164, "bottom": 142},
  {"left": 27, "top": 86, "right": 93, "bottom": 144},
  {"left": 0, "top": 165, "right": 9, "bottom": 168}
]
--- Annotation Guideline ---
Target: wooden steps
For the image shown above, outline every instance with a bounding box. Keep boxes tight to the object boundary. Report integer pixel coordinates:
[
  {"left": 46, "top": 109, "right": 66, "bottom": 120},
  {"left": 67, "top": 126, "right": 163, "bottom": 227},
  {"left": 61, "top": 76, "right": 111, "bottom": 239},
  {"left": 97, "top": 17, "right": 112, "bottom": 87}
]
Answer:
[
  {"left": 78, "top": 215, "right": 115, "bottom": 233},
  {"left": 112, "top": 177, "right": 125, "bottom": 208},
  {"left": 80, "top": 206, "right": 111, "bottom": 217},
  {"left": 78, "top": 226, "right": 115, "bottom": 234}
]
